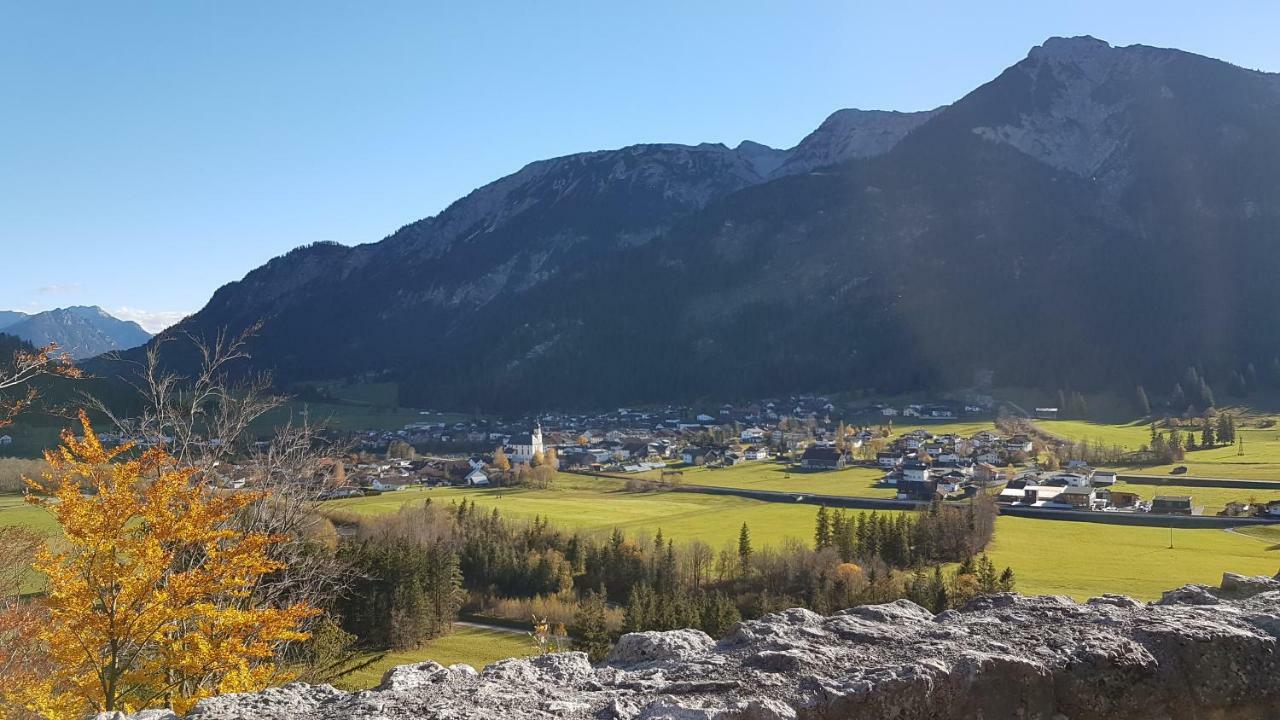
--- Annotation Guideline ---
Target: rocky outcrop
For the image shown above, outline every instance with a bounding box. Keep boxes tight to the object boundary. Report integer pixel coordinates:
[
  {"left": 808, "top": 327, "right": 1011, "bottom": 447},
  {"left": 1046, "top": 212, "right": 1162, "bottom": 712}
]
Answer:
[{"left": 100, "top": 573, "right": 1280, "bottom": 719}]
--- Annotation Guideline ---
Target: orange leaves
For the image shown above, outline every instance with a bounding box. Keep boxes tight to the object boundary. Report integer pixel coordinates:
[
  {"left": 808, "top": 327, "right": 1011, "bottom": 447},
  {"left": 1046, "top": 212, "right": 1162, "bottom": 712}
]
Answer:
[{"left": 6, "top": 413, "right": 316, "bottom": 718}]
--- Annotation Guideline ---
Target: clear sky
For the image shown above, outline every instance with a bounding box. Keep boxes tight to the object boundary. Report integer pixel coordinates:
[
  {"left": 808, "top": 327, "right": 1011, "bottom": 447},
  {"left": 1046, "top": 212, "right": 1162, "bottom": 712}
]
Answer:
[{"left": 2, "top": 1, "right": 1276, "bottom": 332}]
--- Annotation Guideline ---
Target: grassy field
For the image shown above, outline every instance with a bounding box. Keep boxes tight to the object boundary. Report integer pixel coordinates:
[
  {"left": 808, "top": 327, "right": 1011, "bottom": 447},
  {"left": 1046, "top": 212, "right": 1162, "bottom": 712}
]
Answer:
[
  {"left": 645, "top": 462, "right": 896, "bottom": 499},
  {"left": 326, "top": 476, "right": 819, "bottom": 550},
  {"left": 1035, "top": 419, "right": 1155, "bottom": 449},
  {"left": 987, "top": 516, "right": 1280, "bottom": 600},
  {"left": 8, "top": 468, "right": 1280, "bottom": 613},
  {"left": 888, "top": 420, "right": 999, "bottom": 437},
  {"left": 339, "top": 625, "right": 533, "bottom": 690},
  {"left": 329, "top": 476, "right": 1280, "bottom": 601},
  {"left": 0, "top": 493, "right": 58, "bottom": 537},
  {"left": 1106, "top": 480, "right": 1280, "bottom": 514},
  {"left": 1038, "top": 418, "right": 1280, "bottom": 481}
]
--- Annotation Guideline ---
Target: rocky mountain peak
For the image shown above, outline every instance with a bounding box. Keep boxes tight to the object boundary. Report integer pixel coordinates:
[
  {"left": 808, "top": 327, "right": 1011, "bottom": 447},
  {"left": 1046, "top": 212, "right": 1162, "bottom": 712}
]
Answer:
[
  {"left": 1028, "top": 35, "right": 1113, "bottom": 65},
  {"left": 2, "top": 306, "right": 151, "bottom": 359},
  {"left": 771, "top": 107, "right": 941, "bottom": 178}
]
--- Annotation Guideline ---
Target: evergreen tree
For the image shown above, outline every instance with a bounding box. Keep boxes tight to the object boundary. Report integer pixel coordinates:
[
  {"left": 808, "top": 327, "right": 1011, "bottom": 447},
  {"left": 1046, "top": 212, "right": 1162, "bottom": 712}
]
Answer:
[
  {"left": 623, "top": 584, "right": 653, "bottom": 633},
  {"left": 701, "top": 592, "right": 741, "bottom": 637},
  {"left": 1201, "top": 416, "right": 1215, "bottom": 448},
  {"left": 977, "top": 554, "right": 999, "bottom": 594},
  {"left": 1135, "top": 385, "right": 1151, "bottom": 416},
  {"left": 1198, "top": 380, "right": 1215, "bottom": 410},
  {"left": 929, "top": 566, "right": 950, "bottom": 613},
  {"left": 737, "top": 523, "right": 753, "bottom": 575},
  {"left": 571, "top": 589, "right": 612, "bottom": 662},
  {"left": 998, "top": 567, "right": 1016, "bottom": 593},
  {"left": 814, "top": 506, "right": 831, "bottom": 549},
  {"left": 1217, "top": 413, "right": 1236, "bottom": 444}
]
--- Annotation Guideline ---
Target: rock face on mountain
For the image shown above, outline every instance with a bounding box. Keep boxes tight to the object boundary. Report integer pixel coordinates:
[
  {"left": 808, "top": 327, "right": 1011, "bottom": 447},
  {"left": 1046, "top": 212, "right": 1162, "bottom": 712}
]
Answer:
[
  {"left": 107, "top": 573, "right": 1280, "bottom": 720},
  {"left": 4, "top": 306, "right": 151, "bottom": 359},
  {"left": 145, "top": 36, "right": 1280, "bottom": 411},
  {"left": 769, "top": 107, "right": 940, "bottom": 178}
]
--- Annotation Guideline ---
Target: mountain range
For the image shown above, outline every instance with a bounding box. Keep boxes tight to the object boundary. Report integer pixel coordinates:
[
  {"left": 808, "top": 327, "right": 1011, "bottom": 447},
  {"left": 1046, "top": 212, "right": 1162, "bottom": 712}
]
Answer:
[
  {"left": 1, "top": 307, "right": 152, "bottom": 359},
  {"left": 138, "top": 36, "right": 1280, "bottom": 411}
]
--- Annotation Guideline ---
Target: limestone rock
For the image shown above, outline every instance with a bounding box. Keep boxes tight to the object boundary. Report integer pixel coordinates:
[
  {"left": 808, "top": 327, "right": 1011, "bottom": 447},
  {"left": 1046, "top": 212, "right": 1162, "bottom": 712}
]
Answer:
[
  {"left": 607, "top": 629, "right": 716, "bottom": 666},
  {"left": 136, "top": 573, "right": 1280, "bottom": 719}
]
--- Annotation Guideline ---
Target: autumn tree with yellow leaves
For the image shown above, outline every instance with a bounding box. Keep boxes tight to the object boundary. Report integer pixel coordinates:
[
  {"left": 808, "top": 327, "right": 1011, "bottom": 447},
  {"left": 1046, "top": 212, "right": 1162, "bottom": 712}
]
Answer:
[{"left": 2, "top": 413, "right": 316, "bottom": 718}]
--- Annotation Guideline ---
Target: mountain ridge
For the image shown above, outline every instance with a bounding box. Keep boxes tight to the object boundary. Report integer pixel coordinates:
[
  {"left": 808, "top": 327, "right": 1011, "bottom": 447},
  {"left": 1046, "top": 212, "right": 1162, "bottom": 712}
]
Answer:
[
  {"left": 136, "top": 36, "right": 1280, "bottom": 411},
  {"left": 5, "top": 306, "right": 152, "bottom": 359}
]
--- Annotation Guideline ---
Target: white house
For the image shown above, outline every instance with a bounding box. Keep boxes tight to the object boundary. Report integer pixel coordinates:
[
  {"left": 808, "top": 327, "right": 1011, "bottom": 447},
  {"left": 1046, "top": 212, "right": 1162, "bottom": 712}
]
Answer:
[
  {"left": 740, "top": 427, "right": 766, "bottom": 443},
  {"left": 880, "top": 407, "right": 899, "bottom": 417},
  {"left": 876, "top": 452, "right": 902, "bottom": 469},
  {"left": 465, "top": 469, "right": 490, "bottom": 487}
]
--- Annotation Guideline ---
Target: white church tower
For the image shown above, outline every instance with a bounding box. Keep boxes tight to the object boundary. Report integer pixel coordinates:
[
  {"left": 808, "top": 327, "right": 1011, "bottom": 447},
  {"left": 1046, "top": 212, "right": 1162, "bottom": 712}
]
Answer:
[{"left": 506, "top": 422, "right": 545, "bottom": 464}]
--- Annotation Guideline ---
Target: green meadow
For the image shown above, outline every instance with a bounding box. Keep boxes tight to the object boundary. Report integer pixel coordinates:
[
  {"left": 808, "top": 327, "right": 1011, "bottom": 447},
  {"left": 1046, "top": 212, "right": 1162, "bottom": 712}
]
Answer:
[
  {"left": 327, "top": 475, "right": 1280, "bottom": 601},
  {"left": 644, "top": 462, "right": 895, "bottom": 499},
  {"left": 1038, "top": 417, "right": 1280, "bottom": 481},
  {"left": 1106, "top": 480, "right": 1280, "bottom": 514},
  {"left": 326, "top": 476, "right": 819, "bottom": 550},
  {"left": 339, "top": 625, "right": 533, "bottom": 690}
]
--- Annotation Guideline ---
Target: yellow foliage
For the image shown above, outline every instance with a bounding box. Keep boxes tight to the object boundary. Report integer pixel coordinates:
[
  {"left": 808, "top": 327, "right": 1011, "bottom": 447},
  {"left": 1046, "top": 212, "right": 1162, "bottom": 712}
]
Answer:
[{"left": 3, "top": 412, "right": 316, "bottom": 718}]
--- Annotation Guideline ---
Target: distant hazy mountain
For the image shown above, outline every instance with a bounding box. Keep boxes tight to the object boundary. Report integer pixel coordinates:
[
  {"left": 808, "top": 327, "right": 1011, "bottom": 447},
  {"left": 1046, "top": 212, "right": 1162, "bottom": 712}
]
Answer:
[
  {"left": 139, "top": 36, "right": 1280, "bottom": 411},
  {"left": 5, "top": 306, "right": 152, "bottom": 359},
  {"left": 0, "top": 311, "right": 28, "bottom": 331}
]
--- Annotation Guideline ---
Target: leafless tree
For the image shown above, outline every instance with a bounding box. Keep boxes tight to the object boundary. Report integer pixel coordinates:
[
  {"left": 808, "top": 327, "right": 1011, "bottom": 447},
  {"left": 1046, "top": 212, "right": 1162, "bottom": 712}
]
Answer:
[
  {"left": 0, "top": 341, "right": 80, "bottom": 429},
  {"left": 85, "top": 326, "right": 279, "bottom": 472},
  {"left": 83, "top": 327, "right": 354, "bottom": 661}
]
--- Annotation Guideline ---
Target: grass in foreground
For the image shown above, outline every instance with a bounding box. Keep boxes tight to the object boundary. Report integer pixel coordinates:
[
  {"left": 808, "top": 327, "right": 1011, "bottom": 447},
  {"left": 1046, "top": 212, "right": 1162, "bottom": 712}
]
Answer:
[{"left": 338, "top": 625, "right": 534, "bottom": 690}]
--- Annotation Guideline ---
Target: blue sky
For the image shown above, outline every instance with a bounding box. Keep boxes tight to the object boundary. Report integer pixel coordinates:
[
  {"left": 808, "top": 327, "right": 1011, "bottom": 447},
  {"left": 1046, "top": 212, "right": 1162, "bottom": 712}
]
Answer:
[{"left": 2, "top": 1, "right": 1276, "bottom": 331}]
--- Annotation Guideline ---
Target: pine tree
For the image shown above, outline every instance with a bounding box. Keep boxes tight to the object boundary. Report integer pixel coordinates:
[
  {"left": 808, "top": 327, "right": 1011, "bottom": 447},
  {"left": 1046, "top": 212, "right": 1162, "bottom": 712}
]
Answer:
[
  {"left": 998, "top": 567, "right": 1016, "bottom": 592},
  {"left": 814, "top": 506, "right": 831, "bottom": 549},
  {"left": 571, "top": 589, "right": 612, "bottom": 662},
  {"left": 930, "top": 566, "right": 950, "bottom": 612},
  {"left": 737, "top": 523, "right": 753, "bottom": 574},
  {"left": 1201, "top": 417, "right": 1215, "bottom": 448},
  {"left": 1198, "top": 380, "right": 1215, "bottom": 410},
  {"left": 1135, "top": 385, "right": 1151, "bottom": 416},
  {"left": 623, "top": 584, "right": 652, "bottom": 632},
  {"left": 977, "top": 554, "right": 999, "bottom": 594},
  {"left": 701, "top": 592, "right": 741, "bottom": 637}
]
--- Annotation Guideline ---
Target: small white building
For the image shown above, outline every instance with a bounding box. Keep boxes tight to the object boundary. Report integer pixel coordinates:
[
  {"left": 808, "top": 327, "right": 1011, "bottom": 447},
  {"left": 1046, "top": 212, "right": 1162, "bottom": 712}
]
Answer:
[{"left": 465, "top": 469, "right": 490, "bottom": 487}]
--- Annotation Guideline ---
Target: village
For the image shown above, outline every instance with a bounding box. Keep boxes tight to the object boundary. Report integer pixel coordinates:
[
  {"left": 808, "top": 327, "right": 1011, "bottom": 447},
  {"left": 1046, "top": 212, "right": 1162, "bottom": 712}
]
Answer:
[{"left": 184, "top": 393, "right": 1279, "bottom": 520}]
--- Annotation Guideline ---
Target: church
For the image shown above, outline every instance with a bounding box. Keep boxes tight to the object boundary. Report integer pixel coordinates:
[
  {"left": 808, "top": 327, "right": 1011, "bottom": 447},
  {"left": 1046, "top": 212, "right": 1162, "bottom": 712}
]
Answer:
[{"left": 506, "top": 424, "right": 544, "bottom": 464}]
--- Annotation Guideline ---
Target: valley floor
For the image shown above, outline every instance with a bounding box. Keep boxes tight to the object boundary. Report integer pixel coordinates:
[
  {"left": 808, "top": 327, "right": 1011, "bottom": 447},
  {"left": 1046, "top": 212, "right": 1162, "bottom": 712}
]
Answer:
[{"left": 322, "top": 477, "right": 1280, "bottom": 602}]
